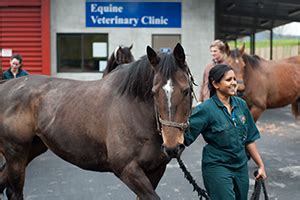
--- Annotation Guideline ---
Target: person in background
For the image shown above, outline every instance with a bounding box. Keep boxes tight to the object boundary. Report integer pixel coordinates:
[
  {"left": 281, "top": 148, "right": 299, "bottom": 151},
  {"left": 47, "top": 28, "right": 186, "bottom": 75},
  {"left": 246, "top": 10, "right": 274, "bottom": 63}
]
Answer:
[
  {"left": 3, "top": 54, "right": 29, "bottom": 80},
  {"left": 199, "top": 39, "right": 227, "bottom": 102},
  {"left": 185, "top": 64, "right": 267, "bottom": 200}
]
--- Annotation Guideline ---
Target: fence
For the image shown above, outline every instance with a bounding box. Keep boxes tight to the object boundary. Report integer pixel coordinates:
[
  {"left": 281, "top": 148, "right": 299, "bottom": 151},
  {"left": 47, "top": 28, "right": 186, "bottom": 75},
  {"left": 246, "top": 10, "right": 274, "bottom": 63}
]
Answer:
[{"left": 246, "top": 45, "right": 300, "bottom": 60}]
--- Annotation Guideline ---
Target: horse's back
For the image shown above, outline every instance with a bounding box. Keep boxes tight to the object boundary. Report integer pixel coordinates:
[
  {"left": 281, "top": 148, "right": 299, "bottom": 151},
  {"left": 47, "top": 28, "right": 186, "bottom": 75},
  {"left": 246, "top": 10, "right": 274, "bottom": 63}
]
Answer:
[
  {"left": 255, "top": 56, "right": 300, "bottom": 108},
  {"left": 0, "top": 75, "right": 117, "bottom": 170},
  {"left": 284, "top": 55, "right": 300, "bottom": 63}
]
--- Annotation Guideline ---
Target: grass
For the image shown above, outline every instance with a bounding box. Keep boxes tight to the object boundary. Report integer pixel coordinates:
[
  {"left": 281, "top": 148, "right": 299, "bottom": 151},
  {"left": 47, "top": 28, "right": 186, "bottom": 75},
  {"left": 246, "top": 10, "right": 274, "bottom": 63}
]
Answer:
[{"left": 228, "top": 39, "right": 300, "bottom": 48}]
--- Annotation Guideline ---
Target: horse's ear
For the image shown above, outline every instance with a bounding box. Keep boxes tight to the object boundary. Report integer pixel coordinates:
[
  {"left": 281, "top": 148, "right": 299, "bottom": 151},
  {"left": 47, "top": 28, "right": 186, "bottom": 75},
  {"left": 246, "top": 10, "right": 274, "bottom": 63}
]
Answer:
[
  {"left": 114, "top": 46, "right": 120, "bottom": 59},
  {"left": 173, "top": 43, "right": 185, "bottom": 65},
  {"left": 147, "top": 46, "right": 160, "bottom": 67},
  {"left": 240, "top": 43, "right": 245, "bottom": 55},
  {"left": 129, "top": 44, "right": 133, "bottom": 50},
  {"left": 225, "top": 42, "right": 231, "bottom": 56}
]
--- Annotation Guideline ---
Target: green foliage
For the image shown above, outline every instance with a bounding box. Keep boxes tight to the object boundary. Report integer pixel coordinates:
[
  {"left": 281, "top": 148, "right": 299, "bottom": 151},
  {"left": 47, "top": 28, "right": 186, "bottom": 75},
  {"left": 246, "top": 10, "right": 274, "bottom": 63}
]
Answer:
[{"left": 228, "top": 39, "right": 299, "bottom": 49}]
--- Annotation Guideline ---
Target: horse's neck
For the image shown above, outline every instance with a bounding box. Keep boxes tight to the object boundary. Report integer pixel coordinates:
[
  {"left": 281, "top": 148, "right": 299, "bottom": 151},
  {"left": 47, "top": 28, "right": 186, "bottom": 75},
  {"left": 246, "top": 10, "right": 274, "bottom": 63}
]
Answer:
[{"left": 244, "top": 61, "right": 266, "bottom": 85}]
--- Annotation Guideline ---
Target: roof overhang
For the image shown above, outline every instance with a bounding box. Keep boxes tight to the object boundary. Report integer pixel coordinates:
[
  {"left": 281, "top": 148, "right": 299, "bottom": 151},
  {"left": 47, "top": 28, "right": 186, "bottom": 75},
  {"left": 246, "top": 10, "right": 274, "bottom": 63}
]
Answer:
[{"left": 216, "top": 0, "right": 300, "bottom": 41}]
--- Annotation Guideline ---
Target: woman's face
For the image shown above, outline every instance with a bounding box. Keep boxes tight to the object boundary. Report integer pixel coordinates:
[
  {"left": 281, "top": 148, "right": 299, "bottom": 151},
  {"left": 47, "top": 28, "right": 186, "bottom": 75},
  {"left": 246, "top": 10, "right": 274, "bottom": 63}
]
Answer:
[
  {"left": 210, "top": 46, "right": 224, "bottom": 62},
  {"left": 10, "top": 58, "right": 21, "bottom": 71},
  {"left": 213, "top": 70, "right": 237, "bottom": 97}
]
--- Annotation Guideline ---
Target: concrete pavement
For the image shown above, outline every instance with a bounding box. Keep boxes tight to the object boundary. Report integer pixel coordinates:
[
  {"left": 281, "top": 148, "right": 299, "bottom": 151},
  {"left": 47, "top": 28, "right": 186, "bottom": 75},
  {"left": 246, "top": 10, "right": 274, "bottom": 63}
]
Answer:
[{"left": 4, "top": 106, "right": 299, "bottom": 199}]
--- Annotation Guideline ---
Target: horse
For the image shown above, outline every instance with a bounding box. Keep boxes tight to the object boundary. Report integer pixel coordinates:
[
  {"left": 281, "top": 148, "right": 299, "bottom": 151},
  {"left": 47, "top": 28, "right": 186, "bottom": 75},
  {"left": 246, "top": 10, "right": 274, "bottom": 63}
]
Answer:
[
  {"left": 0, "top": 59, "right": 2, "bottom": 80},
  {"left": 0, "top": 43, "right": 194, "bottom": 200},
  {"left": 102, "top": 44, "right": 134, "bottom": 77},
  {"left": 225, "top": 43, "right": 300, "bottom": 121}
]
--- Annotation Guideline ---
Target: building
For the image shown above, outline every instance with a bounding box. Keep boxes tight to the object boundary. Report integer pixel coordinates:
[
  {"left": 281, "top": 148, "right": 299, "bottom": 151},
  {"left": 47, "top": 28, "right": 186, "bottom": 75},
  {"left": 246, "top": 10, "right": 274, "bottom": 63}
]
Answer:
[{"left": 0, "top": 0, "right": 215, "bottom": 98}]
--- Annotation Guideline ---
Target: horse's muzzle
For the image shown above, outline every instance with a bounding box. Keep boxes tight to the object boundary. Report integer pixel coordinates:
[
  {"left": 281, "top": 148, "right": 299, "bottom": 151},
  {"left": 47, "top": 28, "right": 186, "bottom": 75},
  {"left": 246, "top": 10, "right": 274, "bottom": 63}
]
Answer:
[{"left": 162, "top": 144, "right": 185, "bottom": 158}]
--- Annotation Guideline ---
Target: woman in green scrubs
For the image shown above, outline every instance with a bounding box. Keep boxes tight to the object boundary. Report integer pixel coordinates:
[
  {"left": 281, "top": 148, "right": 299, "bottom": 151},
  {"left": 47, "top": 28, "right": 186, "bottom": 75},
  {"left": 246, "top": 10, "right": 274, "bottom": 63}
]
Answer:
[{"left": 184, "top": 64, "right": 267, "bottom": 200}]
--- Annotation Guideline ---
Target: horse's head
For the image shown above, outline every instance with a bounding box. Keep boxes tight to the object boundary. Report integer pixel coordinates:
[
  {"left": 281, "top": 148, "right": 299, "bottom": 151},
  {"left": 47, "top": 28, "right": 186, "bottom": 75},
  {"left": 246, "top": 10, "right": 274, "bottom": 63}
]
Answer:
[
  {"left": 225, "top": 43, "right": 246, "bottom": 94},
  {"left": 147, "top": 43, "right": 192, "bottom": 158},
  {"left": 103, "top": 44, "right": 134, "bottom": 77},
  {"left": 114, "top": 44, "right": 134, "bottom": 65}
]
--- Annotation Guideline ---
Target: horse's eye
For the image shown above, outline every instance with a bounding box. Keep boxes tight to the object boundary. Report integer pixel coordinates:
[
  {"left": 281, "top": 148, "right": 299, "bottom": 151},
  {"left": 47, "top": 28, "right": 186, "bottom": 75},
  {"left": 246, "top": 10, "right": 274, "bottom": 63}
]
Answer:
[{"left": 182, "top": 88, "right": 190, "bottom": 96}]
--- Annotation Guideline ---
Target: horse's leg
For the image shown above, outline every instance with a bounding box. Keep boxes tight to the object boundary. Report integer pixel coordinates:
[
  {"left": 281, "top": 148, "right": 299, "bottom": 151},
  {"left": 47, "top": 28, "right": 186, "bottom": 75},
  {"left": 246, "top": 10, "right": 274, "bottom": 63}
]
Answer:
[
  {"left": 250, "top": 106, "right": 265, "bottom": 122},
  {"left": 26, "top": 136, "right": 48, "bottom": 165},
  {"left": 146, "top": 164, "right": 167, "bottom": 190},
  {"left": 4, "top": 144, "right": 31, "bottom": 200},
  {"left": 0, "top": 153, "right": 7, "bottom": 199},
  {"left": 118, "top": 161, "right": 160, "bottom": 200},
  {"left": 135, "top": 163, "right": 167, "bottom": 200},
  {"left": 291, "top": 101, "right": 300, "bottom": 119}
]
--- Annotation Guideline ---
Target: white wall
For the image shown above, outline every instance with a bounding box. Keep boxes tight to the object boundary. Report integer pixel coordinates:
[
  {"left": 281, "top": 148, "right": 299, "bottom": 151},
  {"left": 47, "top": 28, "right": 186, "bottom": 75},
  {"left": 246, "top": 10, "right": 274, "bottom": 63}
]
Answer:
[{"left": 51, "top": 0, "right": 215, "bottom": 99}]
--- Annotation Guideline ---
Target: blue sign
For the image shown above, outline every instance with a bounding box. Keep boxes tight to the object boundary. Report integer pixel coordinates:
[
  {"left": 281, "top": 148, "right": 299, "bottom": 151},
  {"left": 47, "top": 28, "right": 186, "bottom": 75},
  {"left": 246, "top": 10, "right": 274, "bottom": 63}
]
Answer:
[{"left": 86, "top": 1, "right": 181, "bottom": 28}]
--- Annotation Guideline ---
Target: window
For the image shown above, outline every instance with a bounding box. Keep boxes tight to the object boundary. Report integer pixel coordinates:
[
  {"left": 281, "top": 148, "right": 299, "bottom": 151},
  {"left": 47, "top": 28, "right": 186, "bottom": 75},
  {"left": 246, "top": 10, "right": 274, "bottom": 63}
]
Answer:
[
  {"left": 57, "top": 34, "right": 108, "bottom": 72},
  {"left": 152, "top": 34, "right": 181, "bottom": 53}
]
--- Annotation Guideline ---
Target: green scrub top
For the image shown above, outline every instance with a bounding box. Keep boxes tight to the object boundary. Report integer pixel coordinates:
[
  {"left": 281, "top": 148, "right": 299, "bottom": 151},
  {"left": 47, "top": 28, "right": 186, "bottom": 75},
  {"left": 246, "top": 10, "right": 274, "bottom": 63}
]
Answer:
[
  {"left": 3, "top": 69, "right": 29, "bottom": 80},
  {"left": 184, "top": 95, "right": 260, "bottom": 170}
]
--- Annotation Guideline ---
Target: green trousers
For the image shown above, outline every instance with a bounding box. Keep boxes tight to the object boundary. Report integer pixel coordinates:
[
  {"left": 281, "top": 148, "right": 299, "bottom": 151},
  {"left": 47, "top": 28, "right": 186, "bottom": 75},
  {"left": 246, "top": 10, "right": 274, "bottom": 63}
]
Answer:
[{"left": 202, "top": 165, "right": 249, "bottom": 200}]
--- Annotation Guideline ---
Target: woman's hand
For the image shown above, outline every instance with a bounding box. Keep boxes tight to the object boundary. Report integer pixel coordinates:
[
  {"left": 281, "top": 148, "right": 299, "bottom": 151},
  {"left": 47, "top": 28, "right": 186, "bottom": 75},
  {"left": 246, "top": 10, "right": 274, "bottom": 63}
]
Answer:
[
  {"left": 246, "top": 142, "right": 267, "bottom": 180},
  {"left": 256, "top": 166, "right": 267, "bottom": 180}
]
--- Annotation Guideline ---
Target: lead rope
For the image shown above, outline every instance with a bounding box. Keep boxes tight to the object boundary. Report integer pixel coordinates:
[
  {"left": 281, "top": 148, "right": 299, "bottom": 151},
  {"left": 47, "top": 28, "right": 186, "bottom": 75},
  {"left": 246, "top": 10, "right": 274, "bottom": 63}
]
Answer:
[
  {"left": 176, "top": 157, "right": 210, "bottom": 200},
  {"left": 250, "top": 170, "right": 269, "bottom": 200},
  {"left": 176, "top": 68, "right": 209, "bottom": 199}
]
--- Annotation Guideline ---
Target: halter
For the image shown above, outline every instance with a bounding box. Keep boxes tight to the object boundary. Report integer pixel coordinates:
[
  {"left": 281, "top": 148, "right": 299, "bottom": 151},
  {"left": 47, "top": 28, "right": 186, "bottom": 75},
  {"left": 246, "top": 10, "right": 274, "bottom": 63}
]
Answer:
[
  {"left": 236, "top": 79, "right": 244, "bottom": 86},
  {"left": 154, "top": 68, "right": 195, "bottom": 134},
  {"left": 154, "top": 103, "right": 190, "bottom": 134},
  {"left": 159, "top": 117, "right": 189, "bottom": 130}
]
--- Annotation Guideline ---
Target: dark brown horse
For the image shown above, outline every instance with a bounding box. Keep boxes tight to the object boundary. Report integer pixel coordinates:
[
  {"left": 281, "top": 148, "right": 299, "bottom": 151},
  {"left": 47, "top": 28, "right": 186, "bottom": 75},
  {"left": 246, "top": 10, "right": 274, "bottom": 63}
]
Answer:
[
  {"left": 0, "top": 59, "right": 2, "bottom": 80},
  {"left": 225, "top": 43, "right": 300, "bottom": 121},
  {"left": 102, "top": 44, "right": 134, "bottom": 77},
  {"left": 0, "top": 43, "right": 193, "bottom": 200}
]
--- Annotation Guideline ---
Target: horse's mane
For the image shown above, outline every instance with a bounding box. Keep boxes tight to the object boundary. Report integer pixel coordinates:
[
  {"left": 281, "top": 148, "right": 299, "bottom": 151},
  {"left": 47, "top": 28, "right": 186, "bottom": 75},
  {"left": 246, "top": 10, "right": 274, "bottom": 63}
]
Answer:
[
  {"left": 103, "top": 52, "right": 117, "bottom": 75},
  {"left": 242, "top": 53, "right": 261, "bottom": 69},
  {"left": 117, "top": 53, "right": 185, "bottom": 101},
  {"left": 103, "top": 46, "right": 134, "bottom": 77}
]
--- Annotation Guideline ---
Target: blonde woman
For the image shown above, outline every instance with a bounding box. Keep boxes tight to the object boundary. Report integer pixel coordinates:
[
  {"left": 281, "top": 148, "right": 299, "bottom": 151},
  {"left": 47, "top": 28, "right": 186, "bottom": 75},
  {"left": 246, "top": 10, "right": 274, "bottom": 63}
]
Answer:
[{"left": 199, "top": 40, "right": 227, "bottom": 102}]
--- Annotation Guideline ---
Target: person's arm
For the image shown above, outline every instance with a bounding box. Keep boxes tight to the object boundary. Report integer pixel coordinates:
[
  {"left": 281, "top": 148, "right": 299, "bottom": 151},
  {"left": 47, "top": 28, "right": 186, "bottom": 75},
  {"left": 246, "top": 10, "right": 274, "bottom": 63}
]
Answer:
[
  {"left": 199, "top": 70, "right": 206, "bottom": 102},
  {"left": 199, "top": 64, "right": 210, "bottom": 102},
  {"left": 246, "top": 142, "right": 267, "bottom": 180},
  {"left": 184, "top": 105, "right": 208, "bottom": 146}
]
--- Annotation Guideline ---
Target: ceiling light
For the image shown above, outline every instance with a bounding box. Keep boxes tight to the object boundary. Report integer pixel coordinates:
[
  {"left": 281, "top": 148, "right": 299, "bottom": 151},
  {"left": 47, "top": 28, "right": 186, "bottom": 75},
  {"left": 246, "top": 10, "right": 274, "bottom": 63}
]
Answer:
[
  {"left": 226, "top": 3, "right": 236, "bottom": 11},
  {"left": 288, "top": 9, "right": 300, "bottom": 17},
  {"left": 260, "top": 20, "right": 269, "bottom": 26}
]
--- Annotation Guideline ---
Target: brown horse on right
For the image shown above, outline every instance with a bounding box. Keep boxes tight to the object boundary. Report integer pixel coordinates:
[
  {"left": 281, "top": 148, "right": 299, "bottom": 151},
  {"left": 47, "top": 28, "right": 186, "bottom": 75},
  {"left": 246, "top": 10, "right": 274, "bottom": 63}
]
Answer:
[{"left": 225, "top": 43, "right": 300, "bottom": 121}]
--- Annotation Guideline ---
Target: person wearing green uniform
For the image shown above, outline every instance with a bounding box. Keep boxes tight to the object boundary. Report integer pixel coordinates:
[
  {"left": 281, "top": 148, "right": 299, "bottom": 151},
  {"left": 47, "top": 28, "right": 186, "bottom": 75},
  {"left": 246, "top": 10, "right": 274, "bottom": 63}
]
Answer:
[
  {"left": 184, "top": 64, "right": 267, "bottom": 200},
  {"left": 3, "top": 54, "right": 29, "bottom": 80}
]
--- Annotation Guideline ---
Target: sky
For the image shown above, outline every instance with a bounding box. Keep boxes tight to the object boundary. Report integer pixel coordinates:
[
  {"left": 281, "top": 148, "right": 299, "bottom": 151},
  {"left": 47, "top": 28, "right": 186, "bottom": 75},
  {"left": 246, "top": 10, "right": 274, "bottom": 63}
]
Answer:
[{"left": 274, "top": 22, "right": 300, "bottom": 36}]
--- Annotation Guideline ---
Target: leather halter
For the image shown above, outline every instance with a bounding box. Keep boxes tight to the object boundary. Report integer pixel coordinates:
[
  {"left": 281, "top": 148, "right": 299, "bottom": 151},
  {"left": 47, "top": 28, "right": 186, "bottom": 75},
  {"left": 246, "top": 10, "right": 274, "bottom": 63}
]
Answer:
[
  {"left": 154, "top": 70, "right": 195, "bottom": 134},
  {"left": 159, "top": 117, "right": 189, "bottom": 131},
  {"left": 154, "top": 104, "right": 189, "bottom": 134}
]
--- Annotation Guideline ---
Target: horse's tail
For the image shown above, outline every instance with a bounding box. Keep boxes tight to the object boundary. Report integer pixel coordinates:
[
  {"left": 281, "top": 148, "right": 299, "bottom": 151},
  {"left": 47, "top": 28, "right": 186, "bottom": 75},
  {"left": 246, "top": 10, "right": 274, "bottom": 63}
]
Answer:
[{"left": 291, "top": 100, "right": 300, "bottom": 119}]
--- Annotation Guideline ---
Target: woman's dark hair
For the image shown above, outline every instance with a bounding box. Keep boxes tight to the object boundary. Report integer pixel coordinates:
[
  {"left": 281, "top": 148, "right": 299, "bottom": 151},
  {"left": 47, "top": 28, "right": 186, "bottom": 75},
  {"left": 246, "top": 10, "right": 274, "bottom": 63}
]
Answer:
[
  {"left": 208, "top": 64, "right": 233, "bottom": 97},
  {"left": 11, "top": 54, "right": 23, "bottom": 64}
]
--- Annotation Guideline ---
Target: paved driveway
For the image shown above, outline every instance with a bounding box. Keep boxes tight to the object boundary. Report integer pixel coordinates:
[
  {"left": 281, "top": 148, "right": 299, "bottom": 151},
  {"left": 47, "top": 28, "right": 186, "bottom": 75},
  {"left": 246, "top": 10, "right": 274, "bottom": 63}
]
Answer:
[{"left": 5, "top": 106, "right": 299, "bottom": 200}]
